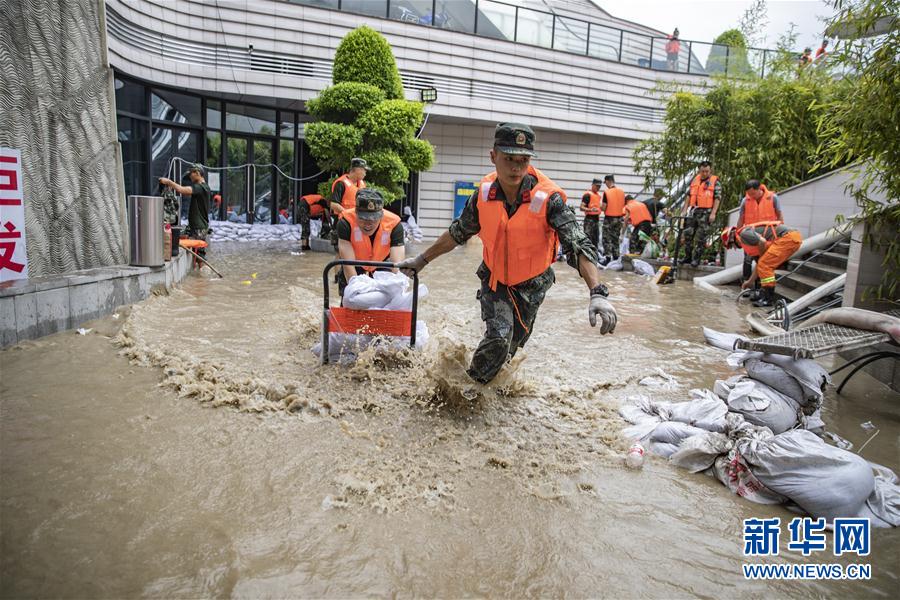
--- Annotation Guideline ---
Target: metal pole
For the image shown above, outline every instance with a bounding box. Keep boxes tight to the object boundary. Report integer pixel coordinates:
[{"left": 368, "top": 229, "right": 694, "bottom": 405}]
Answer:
[
  {"left": 386, "top": 0, "right": 390, "bottom": 19},
  {"left": 514, "top": 6, "right": 518, "bottom": 42},
  {"left": 725, "top": 45, "right": 730, "bottom": 75},
  {"left": 473, "top": 0, "right": 479, "bottom": 35},
  {"left": 760, "top": 50, "right": 767, "bottom": 78},
  {"left": 585, "top": 22, "right": 591, "bottom": 56},
  {"left": 551, "top": 15, "right": 556, "bottom": 49},
  {"left": 687, "top": 41, "right": 692, "bottom": 73},
  {"left": 431, "top": 0, "right": 436, "bottom": 27},
  {"left": 618, "top": 28, "right": 624, "bottom": 61},
  {"left": 649, "top": 36, "right": 654, "bottom": 69}
]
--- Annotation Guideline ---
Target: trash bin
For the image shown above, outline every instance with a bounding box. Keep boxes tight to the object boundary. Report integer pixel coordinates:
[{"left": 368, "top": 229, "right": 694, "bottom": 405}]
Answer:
[
  {"left": 127, "top": 195, "right": 164, "bottom": 266},
  {"left": 170, "top": 225, "right": 181, "bottom": 257}
]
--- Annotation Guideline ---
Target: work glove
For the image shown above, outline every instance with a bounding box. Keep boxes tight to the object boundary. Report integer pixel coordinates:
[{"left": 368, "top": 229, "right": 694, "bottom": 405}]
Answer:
[
  {"left": 589, "top": 295, "right": 617, "bottom": 334},
  {"left": 395, "top": 254, "right": 428, "bottom": 277}
]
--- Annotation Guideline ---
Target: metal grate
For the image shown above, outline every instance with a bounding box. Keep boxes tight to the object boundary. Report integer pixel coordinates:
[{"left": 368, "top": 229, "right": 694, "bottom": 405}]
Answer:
[{"left": 735, "top": 323, "right": 892, "bottom": 359}]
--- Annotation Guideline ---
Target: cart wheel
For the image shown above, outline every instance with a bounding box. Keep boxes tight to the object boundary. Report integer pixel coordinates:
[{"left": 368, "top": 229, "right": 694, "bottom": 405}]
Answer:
[{"left": 767, "top": 298, "right": 791, "bottom": 331}]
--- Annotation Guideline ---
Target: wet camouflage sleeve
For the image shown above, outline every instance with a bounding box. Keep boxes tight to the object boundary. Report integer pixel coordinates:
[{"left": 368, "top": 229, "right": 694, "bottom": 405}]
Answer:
[
  {"left": 448, "top": 191, "right": 481, "bottom": 245},
  {"left": 545, "top": 193, "right": 599, "bottom": 269},
  {"left": 713, "top": 179, "right": 723, "bottom": 202}
]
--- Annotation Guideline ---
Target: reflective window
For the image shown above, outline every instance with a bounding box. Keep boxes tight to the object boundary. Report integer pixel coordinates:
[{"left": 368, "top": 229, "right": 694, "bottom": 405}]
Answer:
[
  {"left": 115, "top": 78, "right": 146, "bottom": 116},
  {"left": 516, "top": 8, "right": 552, "bottom": 48},
  {"left": 206, "top": 131, "right": 222, "bottom": 170},
  {"left": 151, "top": 127, "right": 199, "bottom": 185},
  {"left": 389, "top": 0, "right": 434, "bottom": 25},
  {"left": 279, "top": 112, "right": 295, "bottom": 138},
  {"left": 477, "top": 1, "right": 515, "bottom": 41},
  {"left": 278, "top": 140, "right": 295, "bottom": 222},
  {"left": 554, "top": 17, "right": 588, "bottom": 55},
  {"left": 341, "top": 0, "right": 387, "bottom": 18},
  {"left": 287, "top": 0, "right": 338, "bottom": 8},
  {"left": 151, "top": 89, "right": 202, "bottom": 126},
  {"left": 116, "top": 116, "right": 148, "bottom": 197},
  {"left": 226, "top": 137, "right": 248, "bottom": 221},
  {"left": 226, "top": 105, "right": 277, "bottom": 136},
  {"left": 207, "top": 100, "right": 222, "bottom": 129},
  {"left": 437, "top": 0, "right": 475, "bottom": 33}
]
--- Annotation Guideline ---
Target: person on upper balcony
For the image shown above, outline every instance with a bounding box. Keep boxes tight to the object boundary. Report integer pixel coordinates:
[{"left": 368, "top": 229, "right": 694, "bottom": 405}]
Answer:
[{"left": 666, "top": 28, "right": 681, "bottom": 71}]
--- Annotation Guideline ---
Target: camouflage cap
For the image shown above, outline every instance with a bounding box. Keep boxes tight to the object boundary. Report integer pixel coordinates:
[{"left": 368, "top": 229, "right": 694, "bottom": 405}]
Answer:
[
  {"left": 355, "top": 188, "right": 384, "bottom": 220},
  {"left": 592, "top": 178, "right": 603, "bottom": 185},
  {"left": 350, "top": 157, "right": 371, "bottom": 171},
  {"left": 494, "top": 123, "right": 536, "bottom": 157},
  {"left": 188, "top": 163, "right": 204, "bottom": 175}
]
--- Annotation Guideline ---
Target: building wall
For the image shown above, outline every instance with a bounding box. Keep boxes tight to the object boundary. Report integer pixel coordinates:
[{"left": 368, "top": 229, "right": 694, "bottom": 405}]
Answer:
[
  {"left": 418, "top": 119, "right": 641, "bottom": 238},
  {"left": 0, "top": 0, "right": 126, "bottom": 277}
]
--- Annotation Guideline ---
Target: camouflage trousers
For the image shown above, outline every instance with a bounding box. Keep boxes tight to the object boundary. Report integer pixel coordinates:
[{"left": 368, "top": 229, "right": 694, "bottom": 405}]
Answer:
[
  {"left": 298, "top": 199, "right": 331, "bottom": 240},
  {"left": 467, "top": 265, "right": 554, "bottom": 384},
  {"left": 601, "top": 216, "right": 624, "bottom": 259},
  {"left": 184, "top": 225, "right": 208, "bottom": 256},
  {"left": 582, "top": 216, "right": 600, "bottom": 250},
  {"left": 682, "top": 208, "right": 713, "bottom": 259}
]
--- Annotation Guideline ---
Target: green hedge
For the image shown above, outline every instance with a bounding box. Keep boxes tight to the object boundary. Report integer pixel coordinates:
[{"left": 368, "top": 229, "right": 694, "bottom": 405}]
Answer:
[
  {"left": 399, "top": 138, "right": 436, "bottom": 173},
  {"left": 357, "top": 99, "right": 424, "bottom": 146},
  {"left": 304, "top": 122, "right": 363, "bottom": 171},
  {"left": 333, "top": 26, "right": 404, "bottom": 100},
  {"left": 307, "top": 82, "right": 386, "bottom": 125}
]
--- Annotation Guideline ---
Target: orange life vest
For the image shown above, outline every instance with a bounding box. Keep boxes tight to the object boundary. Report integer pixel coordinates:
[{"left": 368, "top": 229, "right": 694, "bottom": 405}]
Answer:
[
  {"left": 689, "top": 174, "right": 718, "bottom": 209},
  {"left": 603, "top": 187, "right": 626, "bottom": 217},
  {"left": 581, "top": 190, "right": 601, "bottom": 216},
  {"left": 340, "top": 208, "right": 401, "bottom": 271},
  {"left": 742, "top": 186, "right": 780, "bottom": 225},
  {"left": 302, "top": 194, "right": 325, "bottom": 217},
  {"left": 477, "top": 166, "right": 564, "bottom": 291},
  {"left": 332, "top": 174, "right": 366, "bottom": 210},
  {"left": 625, "top": 200, "right": 652, "bottom": 226},
  {"left": 666, "top": 37, "right": 681, "bottom": 54},
  {"left": 737, "top": 221, "right": 782, "bottom": 257}
]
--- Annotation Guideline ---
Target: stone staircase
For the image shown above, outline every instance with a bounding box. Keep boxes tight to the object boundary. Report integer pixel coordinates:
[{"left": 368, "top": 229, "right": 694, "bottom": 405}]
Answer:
[{"left": 773, "top": 237, "right": 849, "bottom": 308}]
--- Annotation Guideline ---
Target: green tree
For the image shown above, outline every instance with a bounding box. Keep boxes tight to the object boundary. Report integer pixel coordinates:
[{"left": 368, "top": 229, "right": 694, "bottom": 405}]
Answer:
[
  {"left": 305, "top": 26, "right": 434, "bottom": 203},
  {"left": 706, "top": 29, "right": 753, "bottom": 76},
  {"left": 815, "top": 0, "right": 900, "bottom": 300}
]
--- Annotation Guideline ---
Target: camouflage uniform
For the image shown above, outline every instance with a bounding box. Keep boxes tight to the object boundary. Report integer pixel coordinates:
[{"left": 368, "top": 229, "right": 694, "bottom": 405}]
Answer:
[
  {"left": 601, "top": 216, "right": 623, "bottom": 259},
  {"left": 582, "top": 216, "right": 600, "bottom": 251},
  {"left": 450, "top": 174, "right": 599, "bottom": 384},
  {"left": 682, "top": 178, "right": 722, "bottom": 262},
  {"left": 298, "top": 197, "right": 331, "bottom": 241},
  {"left": 162, "top": 188, "right": 179, "bottom": 226}
]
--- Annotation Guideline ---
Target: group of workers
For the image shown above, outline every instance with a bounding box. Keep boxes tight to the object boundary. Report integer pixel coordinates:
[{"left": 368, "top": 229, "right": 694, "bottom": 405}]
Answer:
[{"left": 578, "top": 175, "right": 656, "bottom": 262}]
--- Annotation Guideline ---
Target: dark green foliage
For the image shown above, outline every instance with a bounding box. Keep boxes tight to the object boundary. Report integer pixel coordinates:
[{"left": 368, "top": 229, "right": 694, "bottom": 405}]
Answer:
[
  {"left": 357, "top": 99, "right": 424, "bottom": 146},
  {"left": 304, "top": 122, "right": 363, "bottom": 171},
  {"left": 306, "top": 82, "right": 385, "bottom": 125},
  {"left": 306, "top": 27, "right": 434, "bottom": 202},
  {"left": 707, "top": 29, "right": 753, "bottom": 76},
  {"left": 333, "top": 26, "right": 404, "bottom": 100}
]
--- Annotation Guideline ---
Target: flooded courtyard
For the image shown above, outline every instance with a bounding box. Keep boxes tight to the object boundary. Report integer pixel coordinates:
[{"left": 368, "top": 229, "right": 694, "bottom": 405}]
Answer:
[{"left": 2, "top": 241, "right": 898, "bottom": 598}]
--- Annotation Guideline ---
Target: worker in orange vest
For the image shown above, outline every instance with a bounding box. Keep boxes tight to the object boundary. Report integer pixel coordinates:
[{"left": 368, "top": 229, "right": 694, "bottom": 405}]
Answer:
[
  {"left": 298, "top": 193, "right": 331, "bottom": 251},
  {"left": 397, "top": 123, "right": 617, "bottom": 384},
  {"left": 624, "top": 194, "right": 653, "bottom": 254},
  {"left": 680, "top": 160, "right": 722, "bottom": 267},
  {"left": 722, "top": 222, "right": 802, "bottom": 307},
  {"left": 335, "top": 188, "right": 405, "bottom": 299},
  {"left": 735, "top": 179, "right": 784, "bottom": 287},
  {"left": 329, "top": 157, "right": 369, "bottom": 251},
  {"left": 579, "top": 178, "right": 603, "bottom": 250},
  {"left": 600, "top": 174, "right": 627, "bottom": 264}
]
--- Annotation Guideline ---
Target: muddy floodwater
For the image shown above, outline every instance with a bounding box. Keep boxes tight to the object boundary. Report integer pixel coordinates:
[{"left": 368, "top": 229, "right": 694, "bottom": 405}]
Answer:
[{"left": 2, "top": 241, "right": 898, "bottom": 598}]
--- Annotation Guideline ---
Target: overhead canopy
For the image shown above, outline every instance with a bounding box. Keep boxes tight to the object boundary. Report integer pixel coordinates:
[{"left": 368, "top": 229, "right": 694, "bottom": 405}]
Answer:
[{"left": 825, "top": 14, "right": 897, "bottom": 39}]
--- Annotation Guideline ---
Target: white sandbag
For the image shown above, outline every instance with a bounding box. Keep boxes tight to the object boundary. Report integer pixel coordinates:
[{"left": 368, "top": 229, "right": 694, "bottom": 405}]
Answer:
[
  {"left": 638, "top": 367, "right": 679, "bottom": 390},
  {"left": 312, "top": 320, "right": 429, "bottom": 362},
  {"left": 721, "top": 377, "right": 802, "bottom": 434},
  {"left": 342, "top": 272, "right": 427, "bottom": 311},
  {"left": 744, "top": 358, "right": 810, "bottom": 410},
  {"left": 632, "top": 259, "right": 656, "bottom": 277},
  {"left": 619, "top": 393, "right": 727, "bottom": 436},
  {"left": 758, "top": 354, "right": 830, "bottom": 403},
  {"left": 856, "top": 463, "right": 900, "bottom": 527},
  {"left": 645, "top": 421, "right": 709, "bottom": 458},
  {"left": 703, "top": 327, "right": 747, "bottom": 352},
  {"left": 603, "top": 257, "right": 623, "bottom": 271},
  {"left": 670, "top": 431, "right": 733, "bottom": 472},
  {"left": 710, "top": 454, "right": 789, "bottom": 505},
  {"left": 738, "top": 429, "right": 875, "bottom": 521}
]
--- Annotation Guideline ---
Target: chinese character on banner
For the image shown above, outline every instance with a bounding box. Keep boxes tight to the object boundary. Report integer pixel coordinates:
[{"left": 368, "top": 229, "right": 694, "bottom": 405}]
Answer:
[
  {"left": 834, "top": 518, "right": 871, "bottom": 557},
  {"left": 788, "top": 517, "right": 828, "bottom": 556},
  {"left": 0, "top": 148, "right": 28, "bottom": 282},
  {"left": 743, "top": 517, "right": 781, "bottom": 556}
]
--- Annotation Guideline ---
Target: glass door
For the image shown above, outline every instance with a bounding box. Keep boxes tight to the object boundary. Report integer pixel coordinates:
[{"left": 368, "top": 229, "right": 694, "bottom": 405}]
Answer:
[
  {"left": 251, "top": 139, "right": 275, "bottom": 224},
  {"left": 225, "top": 137, "right": 248, "bottom": 223}
]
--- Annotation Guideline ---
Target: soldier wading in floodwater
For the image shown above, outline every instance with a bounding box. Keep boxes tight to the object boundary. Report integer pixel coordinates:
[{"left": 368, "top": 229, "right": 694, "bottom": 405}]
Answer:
[{"left": 398, "top": 124, "right": 618, "bottom": 384}]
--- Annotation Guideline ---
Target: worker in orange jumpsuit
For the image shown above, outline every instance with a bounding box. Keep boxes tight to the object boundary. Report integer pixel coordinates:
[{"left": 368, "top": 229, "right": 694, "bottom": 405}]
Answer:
[{"left": 723, "top": 222, "right": 803, "bottom": 307}]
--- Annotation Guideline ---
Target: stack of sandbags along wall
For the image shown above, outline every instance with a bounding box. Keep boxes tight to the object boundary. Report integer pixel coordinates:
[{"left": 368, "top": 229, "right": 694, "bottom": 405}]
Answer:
[
  {"left": 1, "top": 0, "right": 126, "bottom": 275},
  {"left": 619, "top": 327, "right": 900, "bottom": 527}
]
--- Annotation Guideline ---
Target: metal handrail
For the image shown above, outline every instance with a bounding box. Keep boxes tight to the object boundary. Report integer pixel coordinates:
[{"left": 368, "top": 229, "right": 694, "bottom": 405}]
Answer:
[{"left": 291, "top": 0, "right": 786, "bottom": 79}]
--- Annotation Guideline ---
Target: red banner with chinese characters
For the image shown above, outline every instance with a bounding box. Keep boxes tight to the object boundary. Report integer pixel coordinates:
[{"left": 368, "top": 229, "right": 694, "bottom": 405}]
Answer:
[{"left": 0, "top": 148, "right": 28, "bottom": 282}]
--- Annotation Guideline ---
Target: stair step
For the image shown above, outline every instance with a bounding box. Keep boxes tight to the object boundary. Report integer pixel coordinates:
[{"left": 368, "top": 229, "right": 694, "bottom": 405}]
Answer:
[
  {"left": 785, "top": 260, "right": 845, "bottom": 281},
  {"left": 811, "top": 251, "right": 849, "bottom": 269},
  {"left": 773, "top": 284, "right": 832, "bottom": 307},
  {"left": 775, "top": 271, "right": 832, "bottom": 294},
  {"left": 831, "top": 240, "right": 851, "bottom": 256}
]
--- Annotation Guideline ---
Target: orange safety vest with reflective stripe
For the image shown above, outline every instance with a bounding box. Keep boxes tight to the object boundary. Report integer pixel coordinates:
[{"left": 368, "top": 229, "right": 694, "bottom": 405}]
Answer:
[
  {"left": 332, "top": 174, "right": 367, "bottom": 210},
  {"left": 736, "top": 221, "right": 783, "bottom": 257},
  {"left": 689, "top": 174, "right": 718, "bottom": 209},
  {"left": 602, "top": 187, "right": 626, "bottom": 217},
  {"left": 581, "top": 190, "right": 601, "bottom": 216},
  {"left": 625, "top": 199, "right": 652, "bottom": 226},
  {"left": 340, "top": 208, "right": 401, "bottom": 272},
  {"left": 742, "top": 186, "right": 780, "bottom": 225},
  {"left": 477, "top": 166, "right": 564, "bottom": 291},
  {"left": 302, "top": 194, "right": 325, "bottom": 217}
]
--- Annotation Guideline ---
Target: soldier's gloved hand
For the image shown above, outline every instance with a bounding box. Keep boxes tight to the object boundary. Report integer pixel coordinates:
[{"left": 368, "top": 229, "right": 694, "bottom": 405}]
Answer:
[
  {"left": 588, "top": 294, "right": 617, "bottom": 334},
  {"left": 395, "top": 254, "right": 428, "bottom": 277}
]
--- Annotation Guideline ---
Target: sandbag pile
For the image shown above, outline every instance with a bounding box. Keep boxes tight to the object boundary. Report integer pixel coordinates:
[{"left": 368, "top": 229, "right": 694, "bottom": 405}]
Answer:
[
  {"left": 312, "top": 272, "right": 429, "bottom": 363},
  {"left": 618, "top": 327, "right": 900, "bottom": 527},
  {"left": 209, "top": 220, "right": 306, "bottom": 243}
]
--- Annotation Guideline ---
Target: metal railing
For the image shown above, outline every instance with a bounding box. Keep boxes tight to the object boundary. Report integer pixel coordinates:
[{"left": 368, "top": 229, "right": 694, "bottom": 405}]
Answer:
[{"left": 287, "top": 0, "right": 785, "bottom": 78}]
